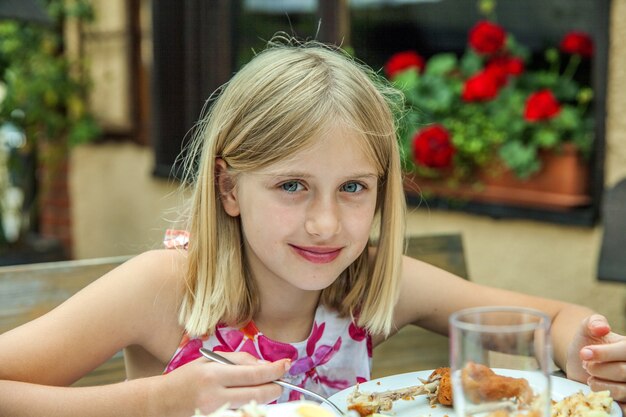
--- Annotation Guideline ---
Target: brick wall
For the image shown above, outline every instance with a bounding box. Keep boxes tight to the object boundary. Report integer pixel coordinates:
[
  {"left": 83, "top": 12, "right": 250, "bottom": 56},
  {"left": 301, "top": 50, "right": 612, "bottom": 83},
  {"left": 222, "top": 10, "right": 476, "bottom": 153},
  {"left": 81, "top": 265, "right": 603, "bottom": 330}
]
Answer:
[{"left": 38, "top": 157, "right": 72, "bottom": 259}]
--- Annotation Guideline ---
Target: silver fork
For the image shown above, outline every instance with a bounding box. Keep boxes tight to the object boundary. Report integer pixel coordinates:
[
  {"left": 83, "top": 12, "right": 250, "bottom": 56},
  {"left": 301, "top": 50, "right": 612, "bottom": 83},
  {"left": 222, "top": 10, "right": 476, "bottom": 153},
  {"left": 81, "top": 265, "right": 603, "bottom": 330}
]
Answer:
[{"left": 199, "top": 348, "right": 346, "bottom": 416}]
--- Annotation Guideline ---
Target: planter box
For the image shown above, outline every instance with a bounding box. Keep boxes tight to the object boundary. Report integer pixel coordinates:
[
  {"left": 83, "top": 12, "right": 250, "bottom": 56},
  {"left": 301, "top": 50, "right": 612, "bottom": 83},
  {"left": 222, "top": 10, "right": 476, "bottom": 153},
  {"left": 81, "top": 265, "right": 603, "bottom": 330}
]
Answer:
[{"left": 404, "top": 144, "right": 591, "bottom": 211}]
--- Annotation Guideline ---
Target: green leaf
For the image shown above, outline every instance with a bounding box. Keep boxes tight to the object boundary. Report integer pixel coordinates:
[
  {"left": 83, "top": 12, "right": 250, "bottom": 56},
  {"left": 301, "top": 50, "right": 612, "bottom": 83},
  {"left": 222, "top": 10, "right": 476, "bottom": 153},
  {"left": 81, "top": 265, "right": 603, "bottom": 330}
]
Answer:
[
  {"left": 553, "top": 78, "right": 579, "bottom": 101},
  {"left": 498, "top": 141, "right": 541, "bottom": 178},
  {"left": 392, "top": 69, "right": 420, "bottom": 92},
  {"left": 554, "top": 106, "right": 580, "bottom": 131},
  {"left": 505, "top": 34, "right": 530, "bottom": 60},
  {"left": 459, "top": 50, "right": 483, "bottom": 75},
  {"left": 424, "top": 53, "right": 457, "bottom": 76},
  {"left": 410, "top": 73, "right": 456, "bottom": 114},
  {"left": 533, "top": 128, "right": 559, "bottom": 148},
  {"left": 68, "top": 117, "right": 101, "bottom": 146},
  {"left": 0, "top": 0, "right": 99, "bottom": 147}
]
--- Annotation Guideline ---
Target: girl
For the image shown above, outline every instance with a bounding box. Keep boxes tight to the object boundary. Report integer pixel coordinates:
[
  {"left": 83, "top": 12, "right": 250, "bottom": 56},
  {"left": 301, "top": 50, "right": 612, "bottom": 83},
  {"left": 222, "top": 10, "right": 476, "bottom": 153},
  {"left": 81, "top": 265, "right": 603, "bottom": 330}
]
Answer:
[{"left": 0, "top": 38, "right": 624, "bottom": 417}]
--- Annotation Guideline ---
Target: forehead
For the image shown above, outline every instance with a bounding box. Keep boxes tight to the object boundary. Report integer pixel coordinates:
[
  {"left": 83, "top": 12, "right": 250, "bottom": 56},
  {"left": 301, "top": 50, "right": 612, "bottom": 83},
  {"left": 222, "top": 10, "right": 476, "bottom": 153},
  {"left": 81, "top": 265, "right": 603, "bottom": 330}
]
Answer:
[{"left": 257, "top": 124, "right": 379, "bottom": 177}]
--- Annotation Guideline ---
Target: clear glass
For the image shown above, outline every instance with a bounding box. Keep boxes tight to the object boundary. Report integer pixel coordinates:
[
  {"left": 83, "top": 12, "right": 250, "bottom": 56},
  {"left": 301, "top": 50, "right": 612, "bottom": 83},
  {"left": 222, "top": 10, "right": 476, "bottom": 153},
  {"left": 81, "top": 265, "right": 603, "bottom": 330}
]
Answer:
[{"left": 449, "top": 306, "right": 552, "bottom": 417}]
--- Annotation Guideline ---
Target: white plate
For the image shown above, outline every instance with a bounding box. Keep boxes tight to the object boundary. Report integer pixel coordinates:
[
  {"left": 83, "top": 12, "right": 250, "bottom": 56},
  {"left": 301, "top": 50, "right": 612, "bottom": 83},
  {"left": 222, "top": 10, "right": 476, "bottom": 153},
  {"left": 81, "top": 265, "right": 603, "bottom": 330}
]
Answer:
[{"left": 323, "top": 370, "right": 622, "bottom": 417}]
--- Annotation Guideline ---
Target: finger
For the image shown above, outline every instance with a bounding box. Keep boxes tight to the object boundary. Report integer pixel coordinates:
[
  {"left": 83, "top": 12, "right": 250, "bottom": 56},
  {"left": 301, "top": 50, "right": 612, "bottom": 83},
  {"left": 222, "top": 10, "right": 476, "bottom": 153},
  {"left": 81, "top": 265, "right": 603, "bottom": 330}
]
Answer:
[
  {"left": 218, "top": 384, "right": 283, "bottom": 408},
  {"left": 581, "top": 340, "right": 626, "bottom": 362},
  {"left": 234, "top": 384, "right": 284, "bottom": 406},
  {"left": 582, "top": 315, "right": 611, "bottom": 339},
  {"left": 197, "top": 383, "right": 283, "bottom": 413},
  {"left": 216, "top": 351, "right": 266, "bottom": 366},
  {"left": 211, "top": 360, "right": 291, "bottom": 387},
  {"left": 585, "top": 360, "right": 626, "bottom": 382},
  {"left": 588, "top": 376, "right": 626, "bottom": 403}
]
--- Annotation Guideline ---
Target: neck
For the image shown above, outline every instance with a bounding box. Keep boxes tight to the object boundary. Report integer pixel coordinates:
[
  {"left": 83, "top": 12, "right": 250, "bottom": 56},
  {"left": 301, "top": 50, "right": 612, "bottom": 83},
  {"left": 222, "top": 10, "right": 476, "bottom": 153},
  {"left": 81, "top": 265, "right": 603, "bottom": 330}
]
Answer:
[{"left": 254, "top": 286, "right": 321, "bottom": 343}]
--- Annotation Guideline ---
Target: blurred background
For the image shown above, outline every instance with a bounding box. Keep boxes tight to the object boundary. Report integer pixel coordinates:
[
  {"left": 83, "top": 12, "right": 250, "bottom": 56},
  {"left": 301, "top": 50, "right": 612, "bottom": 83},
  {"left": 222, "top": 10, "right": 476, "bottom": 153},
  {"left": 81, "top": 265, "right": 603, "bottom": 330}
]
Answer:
[{"left": 0, "top": 0, "right": 624, "bottom": 334}]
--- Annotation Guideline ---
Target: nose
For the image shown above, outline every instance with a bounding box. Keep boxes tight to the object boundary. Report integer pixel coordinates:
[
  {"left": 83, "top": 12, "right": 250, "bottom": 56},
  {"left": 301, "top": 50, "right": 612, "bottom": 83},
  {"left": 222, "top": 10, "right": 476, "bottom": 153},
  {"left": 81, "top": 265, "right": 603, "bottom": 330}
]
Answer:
[{"left": 304, "top": 196, "right": 341, "bottom": 238}]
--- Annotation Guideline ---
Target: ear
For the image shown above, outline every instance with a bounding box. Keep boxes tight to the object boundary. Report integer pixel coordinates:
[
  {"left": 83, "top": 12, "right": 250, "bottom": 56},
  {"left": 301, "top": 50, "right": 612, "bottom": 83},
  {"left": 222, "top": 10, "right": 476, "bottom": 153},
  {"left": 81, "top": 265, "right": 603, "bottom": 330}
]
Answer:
[{"left": 215, "top": 158, "right": 240, "bottom": 217}]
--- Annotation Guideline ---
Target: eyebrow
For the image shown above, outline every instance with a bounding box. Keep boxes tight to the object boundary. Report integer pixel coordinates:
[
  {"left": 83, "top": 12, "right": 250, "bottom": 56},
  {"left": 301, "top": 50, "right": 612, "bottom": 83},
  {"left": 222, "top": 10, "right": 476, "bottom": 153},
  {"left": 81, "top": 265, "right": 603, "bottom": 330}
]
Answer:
[{"left": 267, "top": 171, "right": 379, "bottom": 180}]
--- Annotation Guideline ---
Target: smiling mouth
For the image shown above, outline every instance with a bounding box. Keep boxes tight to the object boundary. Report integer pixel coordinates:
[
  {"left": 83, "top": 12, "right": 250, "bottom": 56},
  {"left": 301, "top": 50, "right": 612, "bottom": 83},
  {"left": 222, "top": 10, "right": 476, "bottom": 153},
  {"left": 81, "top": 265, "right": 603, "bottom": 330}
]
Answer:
[{"left": 290, "top": 245, "right": 343, "bottom": 264}]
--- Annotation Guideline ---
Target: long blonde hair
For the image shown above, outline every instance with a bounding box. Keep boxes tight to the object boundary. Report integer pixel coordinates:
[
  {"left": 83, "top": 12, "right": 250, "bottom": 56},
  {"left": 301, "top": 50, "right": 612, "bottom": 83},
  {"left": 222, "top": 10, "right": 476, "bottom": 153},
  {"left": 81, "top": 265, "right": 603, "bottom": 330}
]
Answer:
[{"left": 178, "top": 37, "right": 406, "bottom": 338}]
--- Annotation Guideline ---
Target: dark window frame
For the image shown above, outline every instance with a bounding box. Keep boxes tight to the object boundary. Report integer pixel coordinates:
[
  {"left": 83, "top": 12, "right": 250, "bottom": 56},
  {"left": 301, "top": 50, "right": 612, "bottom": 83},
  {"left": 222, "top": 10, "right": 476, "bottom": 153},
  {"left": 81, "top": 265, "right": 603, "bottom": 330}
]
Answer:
[{"left": 150, "top": 0, "right": 609, "bottom": 227}]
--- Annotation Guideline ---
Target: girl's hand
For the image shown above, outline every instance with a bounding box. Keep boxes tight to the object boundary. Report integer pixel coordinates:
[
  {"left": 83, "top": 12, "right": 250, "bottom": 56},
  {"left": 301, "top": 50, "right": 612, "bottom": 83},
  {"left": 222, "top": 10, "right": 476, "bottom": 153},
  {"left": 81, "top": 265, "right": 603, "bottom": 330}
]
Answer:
[
  {"left": 566, "top": 314, "right": 626, "bottom": 413},
  {"left": 158, "top": 351, "right": 289, "bottom": 416}
]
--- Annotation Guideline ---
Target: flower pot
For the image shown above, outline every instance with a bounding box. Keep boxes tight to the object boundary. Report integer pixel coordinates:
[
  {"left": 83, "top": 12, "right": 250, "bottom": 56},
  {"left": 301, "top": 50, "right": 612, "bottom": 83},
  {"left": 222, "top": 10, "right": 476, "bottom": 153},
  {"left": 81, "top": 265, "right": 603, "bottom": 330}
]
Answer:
[{"left": 404, "top": 143, "right": 591, "bottom": 210}]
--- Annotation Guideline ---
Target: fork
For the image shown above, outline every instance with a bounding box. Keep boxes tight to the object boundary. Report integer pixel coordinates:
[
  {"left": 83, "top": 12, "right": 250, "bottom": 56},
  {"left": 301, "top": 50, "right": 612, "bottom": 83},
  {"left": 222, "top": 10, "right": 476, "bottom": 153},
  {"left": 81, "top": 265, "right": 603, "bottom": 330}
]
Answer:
[{"left": 198, "top": 348, "right": 346, "bottom": 416}]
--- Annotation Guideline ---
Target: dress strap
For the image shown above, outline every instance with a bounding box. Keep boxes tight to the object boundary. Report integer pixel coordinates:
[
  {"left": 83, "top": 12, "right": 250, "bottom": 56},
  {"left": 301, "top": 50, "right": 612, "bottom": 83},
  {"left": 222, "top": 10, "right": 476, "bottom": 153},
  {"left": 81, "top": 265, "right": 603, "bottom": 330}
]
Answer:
[{"left": 163, "top": 229, "right": 190, "bottom": 249}]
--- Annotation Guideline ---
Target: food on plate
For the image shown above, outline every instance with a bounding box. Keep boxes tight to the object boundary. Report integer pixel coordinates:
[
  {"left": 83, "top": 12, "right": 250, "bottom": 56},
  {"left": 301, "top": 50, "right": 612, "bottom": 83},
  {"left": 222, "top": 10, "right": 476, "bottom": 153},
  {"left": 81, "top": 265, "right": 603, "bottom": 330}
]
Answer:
[
  {"left": 551, "top": 390, "right": 613, "bottom": 417},
  {"left": 461, "top": 362, "right": 533, "bottom": 405},
  {"left": 347, "top": 364, "right": 615, "bottom": 417},
  {"left": 428, "top": 367, "right": 453, "bottom": 406},
  {"left": 482, "top": 390, "right": 615, "bottom": 417},
  {"left": 191, "top": 401, "right": 337, "bottom": 417},
  {"left": 346, "top": 367, "right": 452, "bottom": 416},
  {"left": 195, "top": 371, "right": 614, "bottom": 417}
]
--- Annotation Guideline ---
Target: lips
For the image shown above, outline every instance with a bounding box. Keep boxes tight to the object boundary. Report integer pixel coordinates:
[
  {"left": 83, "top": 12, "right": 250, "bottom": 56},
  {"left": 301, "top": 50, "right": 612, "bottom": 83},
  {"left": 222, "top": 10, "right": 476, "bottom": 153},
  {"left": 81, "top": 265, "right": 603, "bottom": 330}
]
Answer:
[{"left": 290, "top": 244, "right": 342, "bottom": 264}]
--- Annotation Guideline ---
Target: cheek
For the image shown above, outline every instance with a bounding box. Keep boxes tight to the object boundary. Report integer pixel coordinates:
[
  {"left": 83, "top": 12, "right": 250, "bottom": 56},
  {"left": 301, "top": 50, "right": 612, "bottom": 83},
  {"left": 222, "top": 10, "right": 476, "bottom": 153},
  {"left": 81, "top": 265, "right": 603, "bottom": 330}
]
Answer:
[
  {"left": 242, "top": 202, "right": 301, "bottom": 237},
  {"left": 263, "top": 202, "right": 301, "bottom": 227},
  {"left": 343, "top": 203, "right": 377, "bottom": 237}
]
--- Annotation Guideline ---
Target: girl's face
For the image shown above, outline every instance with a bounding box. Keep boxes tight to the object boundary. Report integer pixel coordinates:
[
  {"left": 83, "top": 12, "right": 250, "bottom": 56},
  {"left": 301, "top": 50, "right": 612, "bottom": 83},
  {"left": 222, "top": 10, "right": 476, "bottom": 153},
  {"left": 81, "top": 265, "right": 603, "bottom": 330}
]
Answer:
[{"left": 220, "top": 124, "right": 379, "bottom": 295}]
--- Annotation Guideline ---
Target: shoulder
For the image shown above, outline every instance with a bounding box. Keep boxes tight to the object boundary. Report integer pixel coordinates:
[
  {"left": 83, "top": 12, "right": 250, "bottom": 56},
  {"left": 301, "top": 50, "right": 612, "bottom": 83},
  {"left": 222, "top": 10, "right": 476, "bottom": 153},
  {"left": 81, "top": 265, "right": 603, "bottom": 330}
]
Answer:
[
  {"left": 84, "top": 249, "right": 188, "bottom": 334},
  {"left": 102, "top": 249, "right": 187, "bottom": 289},
  {"left": 123, "top": 248, "right": 188, "bottom": 282},
  {"left": 111, "top": 249, "right": 188, "bottom": 312},
  {"left": 98, "top": 249, "right": 188, "bottom": 357}
]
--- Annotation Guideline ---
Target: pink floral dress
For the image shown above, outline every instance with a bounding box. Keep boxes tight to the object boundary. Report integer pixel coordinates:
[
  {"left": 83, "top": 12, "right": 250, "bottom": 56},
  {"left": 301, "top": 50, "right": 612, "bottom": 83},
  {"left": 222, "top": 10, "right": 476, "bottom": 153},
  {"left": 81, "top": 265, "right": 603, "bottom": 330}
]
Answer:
[{"left": 162, "top": 230, "right": 373, "bottom": 403}]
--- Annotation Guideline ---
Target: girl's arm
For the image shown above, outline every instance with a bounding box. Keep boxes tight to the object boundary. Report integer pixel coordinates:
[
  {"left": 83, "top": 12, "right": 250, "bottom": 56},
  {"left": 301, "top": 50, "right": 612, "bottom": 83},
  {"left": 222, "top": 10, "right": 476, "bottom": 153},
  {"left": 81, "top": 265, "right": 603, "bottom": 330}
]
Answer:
[
  {"left": 0, "top": 250, "right": 286, "bottom": 416},
  {"left": 392, "top": 255, "right": 626, "bottom": 407},
  {"left": 0, "top": 359, "right": 288, "bottom": 417}
]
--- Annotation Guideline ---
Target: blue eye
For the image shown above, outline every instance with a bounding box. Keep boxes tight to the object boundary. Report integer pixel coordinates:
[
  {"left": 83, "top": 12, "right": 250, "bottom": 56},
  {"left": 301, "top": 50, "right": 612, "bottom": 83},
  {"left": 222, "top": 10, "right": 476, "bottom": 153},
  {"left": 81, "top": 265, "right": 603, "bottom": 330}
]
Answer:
[
  {"left": 342, "top": 182, "right": 364, "bottom": 193},
  {"left": 281, "top": 181, "right": 302, "bottom": 193}
]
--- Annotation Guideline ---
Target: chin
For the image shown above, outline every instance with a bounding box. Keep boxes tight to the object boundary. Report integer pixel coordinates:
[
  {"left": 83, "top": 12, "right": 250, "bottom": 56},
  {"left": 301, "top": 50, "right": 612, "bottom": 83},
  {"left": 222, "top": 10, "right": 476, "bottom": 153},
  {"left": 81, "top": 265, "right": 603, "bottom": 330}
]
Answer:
[{"left": 297, "top": 281, "right": 336, "bottom": 292}]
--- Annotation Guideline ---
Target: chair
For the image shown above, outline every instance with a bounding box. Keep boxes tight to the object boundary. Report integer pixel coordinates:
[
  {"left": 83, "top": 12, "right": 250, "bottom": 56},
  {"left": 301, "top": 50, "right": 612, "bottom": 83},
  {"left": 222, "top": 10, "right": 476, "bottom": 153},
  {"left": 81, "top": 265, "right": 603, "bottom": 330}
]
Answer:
[{"left": 598, "top": 178, "right": 626, "bottom": 283}]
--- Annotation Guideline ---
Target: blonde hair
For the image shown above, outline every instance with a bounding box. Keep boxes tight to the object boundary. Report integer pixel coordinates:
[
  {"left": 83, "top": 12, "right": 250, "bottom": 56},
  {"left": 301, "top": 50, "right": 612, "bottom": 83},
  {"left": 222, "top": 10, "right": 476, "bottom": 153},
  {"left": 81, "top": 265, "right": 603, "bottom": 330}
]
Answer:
[{"left": 178, "top": 37, "right": 406, "bottom": 338}]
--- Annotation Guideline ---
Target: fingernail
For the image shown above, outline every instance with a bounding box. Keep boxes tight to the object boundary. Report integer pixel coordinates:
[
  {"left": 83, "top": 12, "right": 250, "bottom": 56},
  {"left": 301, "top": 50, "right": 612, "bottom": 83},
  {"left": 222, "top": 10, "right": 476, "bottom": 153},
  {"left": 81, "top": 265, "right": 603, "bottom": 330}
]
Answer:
[
  {"left": 581, "top": 360, "right": 589, "bottom": 371},
  {"left": 257, "top": 359, "right": 268, "bottom": 364},
  {"left": 590, "top": 320, "right": 603, "bottom": 329},
  {"left": 581, "top": 348, "right": 593, "bottom": 360},
  {"left": 284, "top": 360, "right": 291, "bottom": 372}
]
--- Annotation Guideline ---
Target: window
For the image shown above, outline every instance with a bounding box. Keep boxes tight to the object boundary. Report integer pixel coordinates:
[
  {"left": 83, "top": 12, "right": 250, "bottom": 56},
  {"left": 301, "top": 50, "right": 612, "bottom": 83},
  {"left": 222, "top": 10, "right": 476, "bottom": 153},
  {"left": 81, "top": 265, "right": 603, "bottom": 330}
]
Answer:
[{"left": 150, "top": 0, "right": 608, "bottom": 225}]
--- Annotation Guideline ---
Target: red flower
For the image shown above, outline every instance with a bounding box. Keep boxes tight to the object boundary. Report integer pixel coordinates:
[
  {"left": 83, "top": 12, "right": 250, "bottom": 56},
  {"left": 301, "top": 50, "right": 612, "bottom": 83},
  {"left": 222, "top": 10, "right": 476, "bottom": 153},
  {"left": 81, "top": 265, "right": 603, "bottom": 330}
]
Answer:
[
  {"left": 524, "top": 90, "right": 561, "bottom": 121},
  {"left": 560, "top": 31, "right": 594, "bottom": 58},
  {"left": 462, "top": 70, "right": 500, "bottom": 102},
  {"left": 412, "top": 125, "right": 455, "bottom": 168},
  {"left": 384, "top": 51, "right": 425, "bottom": 78},
  {"left": 468, "top": 20, "right": 507, "bottom": 55},
  {"left": 488, "top": 55, "right": 524, "bottom": 76},
  {"left": 484, "top": 61, "right": 508, "bottom": 87},
  {"left": 484, "top": 56, "right": 525, "bottom": 87}
]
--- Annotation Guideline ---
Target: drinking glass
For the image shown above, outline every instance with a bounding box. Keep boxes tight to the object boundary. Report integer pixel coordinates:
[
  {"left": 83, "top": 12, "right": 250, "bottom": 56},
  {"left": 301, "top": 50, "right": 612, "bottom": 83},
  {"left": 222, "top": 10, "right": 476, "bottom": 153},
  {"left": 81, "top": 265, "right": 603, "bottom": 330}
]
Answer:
[{"left": 449, "top": 306, "right": 551, "bottom": 417}]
